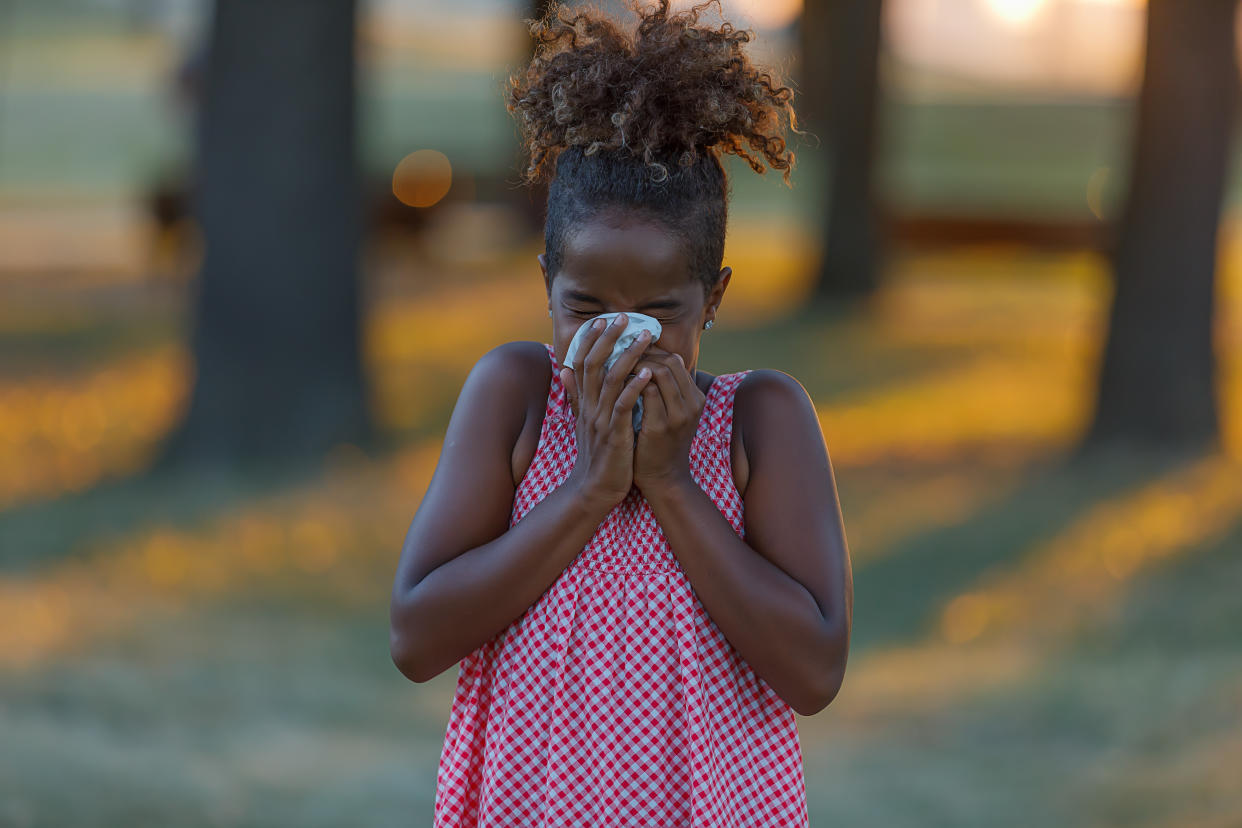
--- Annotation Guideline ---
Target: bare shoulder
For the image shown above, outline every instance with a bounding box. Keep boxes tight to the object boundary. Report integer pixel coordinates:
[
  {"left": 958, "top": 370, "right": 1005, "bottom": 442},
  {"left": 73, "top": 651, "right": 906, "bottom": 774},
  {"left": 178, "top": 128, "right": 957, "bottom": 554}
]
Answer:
[
  {"left": 472, "top": 340, "right": 551, "bottom": 387},
  {"left": 470, "top": 339, "right": 553, "bottom": 404},
  {"left": 736, "top": 368, "right": 812, "bottom": 403},
  {"left": 469, "top": 340, "right": 553, "bottom": 484},
  {"left": 734, "top": 369, "right": 821, "bottom": 438},
  {"left": 730, "top": 369, "right": 824, "bottom": 495},
  {"left": 466, "top": 340, "right": 551, "bottom": 417}
]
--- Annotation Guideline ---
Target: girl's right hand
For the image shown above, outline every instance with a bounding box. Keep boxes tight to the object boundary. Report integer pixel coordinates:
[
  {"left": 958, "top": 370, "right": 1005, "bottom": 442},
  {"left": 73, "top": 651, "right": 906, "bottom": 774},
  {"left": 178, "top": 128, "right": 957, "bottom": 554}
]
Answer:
[{"left": 560, "top": 313, "right": 654, "bottom": 509}]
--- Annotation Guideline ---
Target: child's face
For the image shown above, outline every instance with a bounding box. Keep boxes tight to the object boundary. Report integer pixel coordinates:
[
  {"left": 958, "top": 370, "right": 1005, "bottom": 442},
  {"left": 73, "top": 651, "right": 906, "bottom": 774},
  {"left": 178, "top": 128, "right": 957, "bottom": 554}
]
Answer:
[{"left": 539, "top": 213, "right": 730, "bottom": 379}]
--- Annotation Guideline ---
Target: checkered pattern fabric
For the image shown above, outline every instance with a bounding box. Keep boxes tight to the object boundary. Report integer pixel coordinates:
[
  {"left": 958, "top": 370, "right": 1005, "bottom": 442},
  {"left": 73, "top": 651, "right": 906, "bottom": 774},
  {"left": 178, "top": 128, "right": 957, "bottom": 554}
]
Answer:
[{"left": 433, "top": 343, "right": 808, "bottom": 827}]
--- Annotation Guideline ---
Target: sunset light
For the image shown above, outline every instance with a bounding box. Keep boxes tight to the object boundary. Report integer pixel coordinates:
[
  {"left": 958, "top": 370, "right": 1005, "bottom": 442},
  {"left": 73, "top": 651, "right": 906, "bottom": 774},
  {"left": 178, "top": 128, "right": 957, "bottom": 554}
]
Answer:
[
  {"left": 669, "top": 0, "right": 803, "bottom": 30},
  {"left": 731, "top": 0, "right": 802, "bottom": 30},
  {"left": 982, "top": 0, "right": 1048, "bottom": 26},
  {"left": 8, "top": 0, "right": 1242, "bottom": 822}
]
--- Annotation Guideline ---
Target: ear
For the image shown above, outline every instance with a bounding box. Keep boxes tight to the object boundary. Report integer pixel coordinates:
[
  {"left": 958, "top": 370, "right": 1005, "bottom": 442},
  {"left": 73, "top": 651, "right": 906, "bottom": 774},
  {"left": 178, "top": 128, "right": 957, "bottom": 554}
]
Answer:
[
  {"left": 538, "top": 253, "right": 551, "bottom": 299},
  {"left": 704, "top": 265, "right": 731, "bottom": 323}
]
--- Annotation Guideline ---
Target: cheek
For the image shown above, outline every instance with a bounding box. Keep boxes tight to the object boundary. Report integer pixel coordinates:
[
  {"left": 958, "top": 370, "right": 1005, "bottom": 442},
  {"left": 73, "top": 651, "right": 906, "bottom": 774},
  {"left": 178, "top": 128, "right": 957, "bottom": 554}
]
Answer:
[{"left": 653, "top": 324, "right": 693, "bottom": 353}]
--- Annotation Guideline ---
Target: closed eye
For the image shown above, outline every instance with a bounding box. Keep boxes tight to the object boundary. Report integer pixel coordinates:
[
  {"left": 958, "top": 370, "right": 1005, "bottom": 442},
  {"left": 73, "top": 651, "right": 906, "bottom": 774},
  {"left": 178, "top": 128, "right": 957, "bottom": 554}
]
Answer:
[{"left": 565, "top": 308, "right": 676, "bottom": 323}]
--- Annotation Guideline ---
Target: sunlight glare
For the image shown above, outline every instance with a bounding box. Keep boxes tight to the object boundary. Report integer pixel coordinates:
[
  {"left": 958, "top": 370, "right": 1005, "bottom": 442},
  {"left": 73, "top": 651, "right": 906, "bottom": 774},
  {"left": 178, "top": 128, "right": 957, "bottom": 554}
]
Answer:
[{"left": 982, "top": 0, "right": 1047, "bottom": 26}]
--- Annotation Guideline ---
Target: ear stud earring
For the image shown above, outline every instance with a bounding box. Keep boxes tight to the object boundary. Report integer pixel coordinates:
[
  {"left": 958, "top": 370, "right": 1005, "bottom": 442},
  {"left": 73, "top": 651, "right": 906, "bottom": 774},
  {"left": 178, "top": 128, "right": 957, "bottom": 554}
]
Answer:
[{"left": 703, "top": 319, "right": 714, "bottom": 330}]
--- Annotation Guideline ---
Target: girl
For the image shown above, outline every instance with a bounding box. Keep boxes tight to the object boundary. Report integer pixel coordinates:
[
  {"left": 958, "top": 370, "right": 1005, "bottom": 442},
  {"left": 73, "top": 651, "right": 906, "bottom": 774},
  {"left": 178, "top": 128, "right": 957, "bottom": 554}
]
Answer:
[{"left": 390, "top": 1, "right": 852, "bottom": 824}]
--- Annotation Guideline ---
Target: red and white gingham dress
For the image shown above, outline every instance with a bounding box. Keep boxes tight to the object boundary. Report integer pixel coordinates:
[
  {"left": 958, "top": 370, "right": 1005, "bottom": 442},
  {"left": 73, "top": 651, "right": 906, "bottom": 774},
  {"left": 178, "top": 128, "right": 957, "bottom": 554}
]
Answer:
[{"left": 433, "top": 342, "right": 808, "bottom": 827}]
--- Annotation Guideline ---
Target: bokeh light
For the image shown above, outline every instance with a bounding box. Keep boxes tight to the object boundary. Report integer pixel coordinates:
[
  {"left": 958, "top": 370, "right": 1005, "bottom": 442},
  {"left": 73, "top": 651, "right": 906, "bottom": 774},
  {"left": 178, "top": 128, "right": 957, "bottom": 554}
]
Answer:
[{"left": 391, "top": 149, "right": 453, "bottom": 208}]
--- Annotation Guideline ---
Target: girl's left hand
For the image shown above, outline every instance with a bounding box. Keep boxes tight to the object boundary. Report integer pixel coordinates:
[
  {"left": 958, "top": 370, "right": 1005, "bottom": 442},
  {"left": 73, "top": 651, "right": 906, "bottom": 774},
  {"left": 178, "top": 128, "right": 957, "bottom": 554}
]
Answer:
[{"left": 632, "top": 348, "right": 706, "bottom": 496}]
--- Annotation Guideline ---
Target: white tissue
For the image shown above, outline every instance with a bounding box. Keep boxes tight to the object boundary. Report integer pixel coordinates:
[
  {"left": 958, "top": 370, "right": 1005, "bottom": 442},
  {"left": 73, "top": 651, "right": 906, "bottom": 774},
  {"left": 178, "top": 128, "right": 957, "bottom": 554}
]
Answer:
[{"left": 563, "top": 311, "right": 663, "bottom": 431}]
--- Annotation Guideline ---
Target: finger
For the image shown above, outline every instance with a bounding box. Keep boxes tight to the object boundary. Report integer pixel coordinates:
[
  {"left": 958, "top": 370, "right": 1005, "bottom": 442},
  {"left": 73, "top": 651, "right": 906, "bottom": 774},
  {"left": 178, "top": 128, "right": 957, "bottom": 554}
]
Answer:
[
  {"left": 583, "top": 314, "right": 629, "bottom": 415},
  {"left": 667, "top": 352, "right": 702, "bottom": 410},
  {"left": 574, "top": 315, "right": 609, "bottom": 361},
  {"left": 646, "top": 362, "right": 685, "bottom": 428},
  {"left": 639, "top": 371, "right": 669, "bottom": 433},
  {"left": 574, "top": 317, "right": 607, "bottom": 409},
  {"left": 613, "top": 327, "right": 653, "bottom": 380},
  {"left": 645, "top": 350, "right": 697, "bottom": 410},
  {"left": 635, "top": 352, "right": 686, "bottom": 415},
  {"left": 598, "top": 327, "right": 652, "bottom": 416},
  {"left": 612, "top": 366, "right": 653, "bottom": 430}
]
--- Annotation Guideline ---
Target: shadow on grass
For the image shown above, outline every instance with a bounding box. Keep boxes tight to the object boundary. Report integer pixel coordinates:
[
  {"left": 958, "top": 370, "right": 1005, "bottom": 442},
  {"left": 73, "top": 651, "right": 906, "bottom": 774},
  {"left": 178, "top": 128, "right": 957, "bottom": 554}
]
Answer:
[
  {"left": 1080, "top": 507, "right": 1242, "bottom": 653},
  {"left": 850, "top": 447, "right": 1201, "bottom": 653},
  {"left": 0, "top": 462, "right": 312, "bottom": 575},
  {"left": 0, "top": 437, "right": 415, "bottom": 576},
  {"left": 0, "top": 314, "right": 178, "bottom": 375},
  {"left": 703, "top": 301, "right": 978, "bottom": 403}
]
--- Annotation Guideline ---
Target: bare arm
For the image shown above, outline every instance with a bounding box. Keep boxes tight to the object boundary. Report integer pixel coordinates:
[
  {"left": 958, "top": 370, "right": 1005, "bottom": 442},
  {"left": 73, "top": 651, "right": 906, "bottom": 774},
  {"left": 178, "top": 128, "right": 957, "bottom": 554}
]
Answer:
[
  {"left": 388, "top": 342, "right": 613, "bottom": 683},
  {"left": 641, "top": 369, "right": 853, "bottom": 716}
]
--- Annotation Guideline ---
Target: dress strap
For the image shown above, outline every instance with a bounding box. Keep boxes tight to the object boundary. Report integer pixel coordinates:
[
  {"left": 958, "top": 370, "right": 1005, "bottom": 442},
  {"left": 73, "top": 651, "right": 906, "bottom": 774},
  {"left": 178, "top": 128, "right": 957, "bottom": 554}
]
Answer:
[
  {"left": 700, "top": 369, "right": 752, "bottom": 442},
  {"left": 543, "top": 343, "right": 573, "bottom": 422}
]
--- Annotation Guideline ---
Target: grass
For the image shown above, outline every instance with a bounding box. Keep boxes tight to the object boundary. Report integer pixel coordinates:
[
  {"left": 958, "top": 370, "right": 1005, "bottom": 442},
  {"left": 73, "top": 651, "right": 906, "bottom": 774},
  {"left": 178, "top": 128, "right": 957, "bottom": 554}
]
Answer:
[{"left": 2, "top": 223, "right": 1241, "bottom": 825}]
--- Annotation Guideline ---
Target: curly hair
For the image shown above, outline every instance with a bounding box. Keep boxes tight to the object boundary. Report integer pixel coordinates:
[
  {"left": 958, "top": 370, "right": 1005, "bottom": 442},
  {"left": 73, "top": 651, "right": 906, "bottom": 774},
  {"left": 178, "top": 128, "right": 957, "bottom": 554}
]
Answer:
[{"left": 503, "top": 0, "right": 803, "bottom": 295}]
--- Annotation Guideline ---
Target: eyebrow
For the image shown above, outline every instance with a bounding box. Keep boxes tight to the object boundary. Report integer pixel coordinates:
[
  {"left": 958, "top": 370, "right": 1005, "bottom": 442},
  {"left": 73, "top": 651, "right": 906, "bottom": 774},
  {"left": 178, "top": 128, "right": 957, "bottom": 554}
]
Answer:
[{"left": 562, "top": 290, "right": 682, "bottom": 310}]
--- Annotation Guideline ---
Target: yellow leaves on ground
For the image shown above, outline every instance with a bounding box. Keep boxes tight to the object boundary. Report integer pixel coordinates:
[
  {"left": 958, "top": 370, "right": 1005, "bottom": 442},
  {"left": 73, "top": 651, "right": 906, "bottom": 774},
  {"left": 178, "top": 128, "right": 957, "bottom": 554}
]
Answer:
[
  {"left": 0, "top": 346, "right": 187, "bottom": 508},
  {"left": 0, "top": 439, "right": 444, "bottom": 669}
]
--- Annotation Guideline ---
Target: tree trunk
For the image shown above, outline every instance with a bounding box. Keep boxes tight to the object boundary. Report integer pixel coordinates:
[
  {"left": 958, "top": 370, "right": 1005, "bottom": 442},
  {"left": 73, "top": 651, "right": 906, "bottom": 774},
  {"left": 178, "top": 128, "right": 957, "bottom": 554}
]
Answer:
[
  {"left": 1080, "top": 0, "right": 1239, "bottom": 454},
  {"left": 800, "top": 0, "right": 885, "bottom": 304},
  {"left": 156, "top": 0, "right": 372, "bottom": 473}
]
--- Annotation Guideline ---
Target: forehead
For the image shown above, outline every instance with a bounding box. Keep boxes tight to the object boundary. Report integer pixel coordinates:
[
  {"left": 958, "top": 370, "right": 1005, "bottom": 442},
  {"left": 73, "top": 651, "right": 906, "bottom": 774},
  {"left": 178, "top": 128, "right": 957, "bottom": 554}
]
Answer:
[{"left": 556, "top": 213, "right": 695, "bottom": 300}]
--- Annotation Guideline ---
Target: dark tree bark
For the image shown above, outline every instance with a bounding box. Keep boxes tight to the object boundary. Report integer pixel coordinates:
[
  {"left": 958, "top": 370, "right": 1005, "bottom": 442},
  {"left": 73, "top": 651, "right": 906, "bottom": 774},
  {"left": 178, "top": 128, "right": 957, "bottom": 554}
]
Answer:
[
  {"left": 799, "top": 0, "right": 885, "bottom": 304},
  {"left": 1080, "top": 0, "right": 1239, "bottom": 454},
  {"left": 156, "top": 0, "right": 372, "bottom": 472}
]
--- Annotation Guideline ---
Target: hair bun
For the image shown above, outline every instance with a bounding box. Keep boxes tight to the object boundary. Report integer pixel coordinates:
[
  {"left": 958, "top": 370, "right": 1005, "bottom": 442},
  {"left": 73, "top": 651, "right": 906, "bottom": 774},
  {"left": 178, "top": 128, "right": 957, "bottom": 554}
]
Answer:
[{"left": 504, "top": 0, "right": 802, "bottom": 185}]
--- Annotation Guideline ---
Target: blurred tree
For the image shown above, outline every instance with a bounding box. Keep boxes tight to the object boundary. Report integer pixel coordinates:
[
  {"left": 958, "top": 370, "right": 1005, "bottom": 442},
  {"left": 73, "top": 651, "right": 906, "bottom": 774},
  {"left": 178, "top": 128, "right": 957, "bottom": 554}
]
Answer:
[
  {"left": 512, "top": 0, "right": 556, "bottom": 233},
  {"left": 124, "top": 0, "right": 158, "bottom": 31},
  {"left": 1081, "top": 0, "right": 1239, "bottom": 454},
  {"left": 156, "top": 0, "right": 373, "bottom": 472},
  {"left": 797, "top": 0, "right": 885, "bottom": 304}
]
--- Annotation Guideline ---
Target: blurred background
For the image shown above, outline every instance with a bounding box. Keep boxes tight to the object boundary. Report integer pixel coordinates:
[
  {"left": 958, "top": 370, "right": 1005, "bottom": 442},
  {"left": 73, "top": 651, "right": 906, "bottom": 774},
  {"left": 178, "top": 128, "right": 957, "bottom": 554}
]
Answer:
[{"left": 1, "top": 0, "right": 1240, "bottom": 824}]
